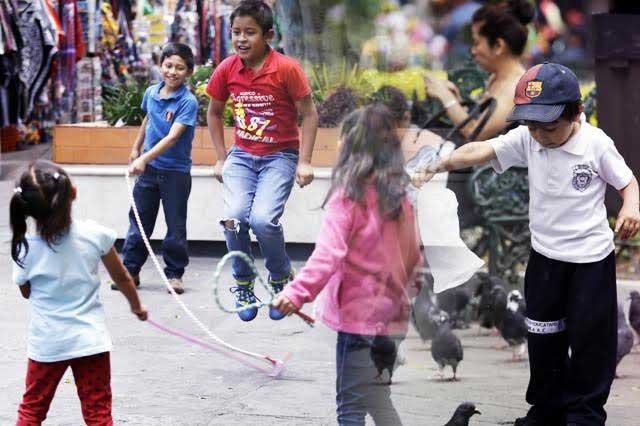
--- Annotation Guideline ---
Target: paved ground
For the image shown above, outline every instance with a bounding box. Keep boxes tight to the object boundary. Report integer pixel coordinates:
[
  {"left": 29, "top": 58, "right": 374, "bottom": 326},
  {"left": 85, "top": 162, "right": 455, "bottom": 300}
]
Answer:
[{"left": 1, "top": 144, "right": 639, "bottom": 425}]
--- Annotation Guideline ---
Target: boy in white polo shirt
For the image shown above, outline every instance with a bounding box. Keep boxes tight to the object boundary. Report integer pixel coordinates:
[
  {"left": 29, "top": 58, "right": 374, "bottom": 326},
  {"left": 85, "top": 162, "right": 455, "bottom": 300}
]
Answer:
[{"left": 413, "top": 63, "right": 640, "bottom": 426}]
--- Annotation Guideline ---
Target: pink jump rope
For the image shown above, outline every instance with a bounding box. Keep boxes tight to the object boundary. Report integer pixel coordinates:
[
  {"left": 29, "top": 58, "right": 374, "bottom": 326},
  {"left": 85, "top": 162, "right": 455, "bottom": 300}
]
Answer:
[{"left": 125, "top": 173, "right": 313, "bottom": 377}]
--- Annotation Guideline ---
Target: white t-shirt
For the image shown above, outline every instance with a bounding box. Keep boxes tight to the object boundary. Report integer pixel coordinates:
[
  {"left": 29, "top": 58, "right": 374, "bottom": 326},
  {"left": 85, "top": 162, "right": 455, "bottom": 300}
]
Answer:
[
  {"left": 489, "top": 120, "right": 633, "bottom": 263},
  {"left": 13, "top": 220, "right": 117, "bottom": 362}
]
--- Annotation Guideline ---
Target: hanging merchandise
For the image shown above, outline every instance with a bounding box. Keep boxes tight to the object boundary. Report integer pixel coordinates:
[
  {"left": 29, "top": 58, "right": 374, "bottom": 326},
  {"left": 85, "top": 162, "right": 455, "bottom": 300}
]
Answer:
[
  {"left": 75, "top": 56, "right": 101, "bottom": 122},
  {"left": 170, "top": 0, "right": 199, "bottom": 59},
  {"left": 58, "top": 0, "right": 86, "bottom": 123},
  {"left": 16, "top": 0, "right": 58, "bottom": 122},
  {"left": 0, "top": 0, "right": 23, "bottom": 128}
]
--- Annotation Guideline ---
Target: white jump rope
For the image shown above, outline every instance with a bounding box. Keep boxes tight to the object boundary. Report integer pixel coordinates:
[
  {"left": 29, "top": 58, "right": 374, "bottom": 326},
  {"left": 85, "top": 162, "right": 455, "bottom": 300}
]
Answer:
[{"left": 124, "top": 172, "right": 309, "bottom": 377}]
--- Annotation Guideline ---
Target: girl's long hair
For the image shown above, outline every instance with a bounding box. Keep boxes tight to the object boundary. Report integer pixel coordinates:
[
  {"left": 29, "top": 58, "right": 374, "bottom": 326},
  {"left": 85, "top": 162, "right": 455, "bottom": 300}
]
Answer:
[
  {"left": 325, "top": 104, "right": 409, "bottom": 219},
  {"left": 11, "top": 160, "right": 74, "bottom": 267}
]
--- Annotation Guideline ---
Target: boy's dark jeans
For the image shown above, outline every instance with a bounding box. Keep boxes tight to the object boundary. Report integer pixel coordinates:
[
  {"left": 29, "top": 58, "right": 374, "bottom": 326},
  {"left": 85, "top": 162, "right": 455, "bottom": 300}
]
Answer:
[
  {"left": 122, "top": 166, "right": 191, "bottom": 279},
  {"left": 524, "top": 249, "right": 617, "bottom": 426},
  {"left": 335, "top": 332, "right": 403, "bottom": 426}
]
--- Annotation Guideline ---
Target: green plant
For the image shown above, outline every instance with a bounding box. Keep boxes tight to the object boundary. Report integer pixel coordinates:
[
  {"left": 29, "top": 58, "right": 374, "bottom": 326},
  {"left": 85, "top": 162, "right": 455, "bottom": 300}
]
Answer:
[
  {"left": 308, "top": 60, "right": 374, "bottom": 105},
  {"left": 102, "top": 81, "right": 147, "bottom": 126},
  {"left": 189, "top": 64, "right": 215, "bottom": 87}
]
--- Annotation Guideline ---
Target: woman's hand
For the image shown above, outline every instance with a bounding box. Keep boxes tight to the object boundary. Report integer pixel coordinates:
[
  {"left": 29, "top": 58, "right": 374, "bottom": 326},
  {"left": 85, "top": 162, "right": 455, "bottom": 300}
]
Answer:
[
  {"left": 424, "top": 72, "right": 461, "bottom": 104},
  {"left": 271, "top": 294, "right": 299, "bottom": 316}
]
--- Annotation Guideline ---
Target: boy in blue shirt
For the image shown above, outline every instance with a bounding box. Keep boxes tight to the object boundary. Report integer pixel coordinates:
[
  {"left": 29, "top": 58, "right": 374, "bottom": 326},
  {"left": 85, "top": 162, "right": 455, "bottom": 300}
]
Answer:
[{"left": 116, "top": 42, "right": 198, "bottom": 295}]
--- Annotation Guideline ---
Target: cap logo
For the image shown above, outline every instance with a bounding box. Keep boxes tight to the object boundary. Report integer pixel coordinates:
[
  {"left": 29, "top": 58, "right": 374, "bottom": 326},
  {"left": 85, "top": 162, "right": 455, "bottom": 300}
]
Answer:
[{"left": 525, "top": 80, "right": 543, "bottom": 98}]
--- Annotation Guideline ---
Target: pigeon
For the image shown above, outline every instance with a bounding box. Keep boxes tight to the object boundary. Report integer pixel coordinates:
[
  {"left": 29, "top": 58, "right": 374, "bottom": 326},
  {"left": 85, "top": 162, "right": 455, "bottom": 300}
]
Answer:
[
  {"left": 629, "top": 291, "right": 640, "bottom": 341},
  {"left": 444, "top": 402, "right": 481, "bottom": 426},
  {"left": 507, "top": 289, "right": 526, "bottom": 316},
  {"left": 411, "top": 280, "right": 441, "bottom": 343},
  {"left": 437, "top": 286, "right": 471, "bottom": 329},
  {"left": 370, "top": 335, "right": 398, "bottom": 385},
  {"left": 616, "top": 302, "right": 634, "bottom": 378},
  {"left": 470, "top": 272, "right": 497, "bottom": 333},
  {"left": 431, "top": 311, "right": 463, "bottom": 380},
  {"left": 493, "top": 287, "right": 527, "bottom": 361}
]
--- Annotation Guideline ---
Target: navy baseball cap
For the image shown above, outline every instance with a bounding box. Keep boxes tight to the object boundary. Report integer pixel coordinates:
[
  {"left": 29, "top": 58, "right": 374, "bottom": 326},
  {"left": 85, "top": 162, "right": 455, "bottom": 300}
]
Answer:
[{"left": 506, "top": 63, "right": 581, "bottom": 123}]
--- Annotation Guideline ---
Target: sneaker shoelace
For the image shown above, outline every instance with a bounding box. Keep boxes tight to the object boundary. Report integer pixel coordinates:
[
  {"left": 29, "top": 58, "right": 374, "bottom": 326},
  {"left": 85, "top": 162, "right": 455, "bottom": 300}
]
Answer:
[{"left": 230, "top": 284, "right": 260, "bottom": 305}]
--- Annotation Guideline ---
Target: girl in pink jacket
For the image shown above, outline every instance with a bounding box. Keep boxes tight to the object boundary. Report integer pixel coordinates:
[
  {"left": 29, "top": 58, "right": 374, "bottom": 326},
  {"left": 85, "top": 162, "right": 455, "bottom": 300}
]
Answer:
[{"left": 272, "top": 104, "right": 423, "bottom": 425}]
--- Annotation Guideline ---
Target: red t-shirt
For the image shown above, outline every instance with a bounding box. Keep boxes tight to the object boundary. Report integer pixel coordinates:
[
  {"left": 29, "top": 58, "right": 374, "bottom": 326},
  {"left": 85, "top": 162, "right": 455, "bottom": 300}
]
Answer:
[{"left": 206, "top": 49, "right": 312, "bottom": 156}]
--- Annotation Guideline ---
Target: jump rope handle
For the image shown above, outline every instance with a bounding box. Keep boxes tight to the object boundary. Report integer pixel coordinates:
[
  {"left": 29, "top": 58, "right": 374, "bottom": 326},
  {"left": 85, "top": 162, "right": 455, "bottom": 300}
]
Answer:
[{"left": 294, "top": 310, "right": 315, "bottom": 326}]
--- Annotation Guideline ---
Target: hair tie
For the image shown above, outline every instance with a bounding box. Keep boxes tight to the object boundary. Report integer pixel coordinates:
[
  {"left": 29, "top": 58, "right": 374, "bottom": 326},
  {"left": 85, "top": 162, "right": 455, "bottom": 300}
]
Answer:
[{"left": 14, "top": 187, "right": 23, "bottom": 194}]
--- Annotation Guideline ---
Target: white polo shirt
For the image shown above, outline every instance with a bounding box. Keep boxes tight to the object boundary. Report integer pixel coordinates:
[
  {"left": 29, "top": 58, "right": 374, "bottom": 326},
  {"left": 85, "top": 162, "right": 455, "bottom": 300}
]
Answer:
[{"left": 488, "top": 119, "right": 633, "bottom": 263}]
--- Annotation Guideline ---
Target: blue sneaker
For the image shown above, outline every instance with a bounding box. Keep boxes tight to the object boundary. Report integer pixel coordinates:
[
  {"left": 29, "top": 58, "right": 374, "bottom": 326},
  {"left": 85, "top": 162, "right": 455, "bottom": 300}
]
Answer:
[
  {"left": 230, "top": 281, "right": 259, "bottom": 322},
  {"left": 268, "top": 270, "right": 294, "bottom": 320}
]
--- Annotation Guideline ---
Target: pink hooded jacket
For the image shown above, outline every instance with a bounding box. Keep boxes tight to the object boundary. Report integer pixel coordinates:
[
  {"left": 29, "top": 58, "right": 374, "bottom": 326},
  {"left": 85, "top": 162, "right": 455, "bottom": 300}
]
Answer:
[{"left": 281, "top": 186, "right": 423, "bottom": 336}]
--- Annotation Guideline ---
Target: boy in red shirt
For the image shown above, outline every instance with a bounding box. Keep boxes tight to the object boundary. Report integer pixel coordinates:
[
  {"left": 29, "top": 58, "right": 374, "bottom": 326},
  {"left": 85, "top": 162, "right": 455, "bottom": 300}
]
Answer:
[{"left": 206, "top": 0, "right": 318, "bottom": 322}]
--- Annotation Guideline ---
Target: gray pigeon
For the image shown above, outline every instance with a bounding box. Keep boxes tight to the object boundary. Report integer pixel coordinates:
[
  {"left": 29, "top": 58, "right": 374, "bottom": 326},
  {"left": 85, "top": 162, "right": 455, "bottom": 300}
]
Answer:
[
  {"left": 444, "top": 402, "right": 481, "bottom": 426},
  {"left": 437, "top": 286, "right": 471, "bottom": 329},
  {"left": 471, "top": 272, "right": 496, "bottom": 332},
  {"left": 411, "top": 279, "right": 441, "bottom": 342},
  {"left": 617, "top": 302, "right": 634, "bottom": 378},
  {"left": 629, "top": 291, "right": 640, "bottom": 340},
  {"left": 493, "top": 287, "right": 527, "bottom": 361},
  {"left": 370, "top": 335, "right": 398, "bottom": 385},
  {"left": 431, "top": 312, "right": 463, "bottom": 380}
]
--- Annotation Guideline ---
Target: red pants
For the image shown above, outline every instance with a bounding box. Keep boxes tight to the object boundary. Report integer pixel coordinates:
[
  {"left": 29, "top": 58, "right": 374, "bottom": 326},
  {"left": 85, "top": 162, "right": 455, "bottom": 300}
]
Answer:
[{"left": 16, "top": 352, "right": 112, "bottom": 426}]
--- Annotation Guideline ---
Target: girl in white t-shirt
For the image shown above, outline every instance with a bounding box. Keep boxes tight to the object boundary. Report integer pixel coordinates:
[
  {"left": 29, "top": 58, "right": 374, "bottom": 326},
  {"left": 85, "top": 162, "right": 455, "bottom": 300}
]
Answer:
[{"left": 10, "top": 160, "right": 148, "bottom": 425}]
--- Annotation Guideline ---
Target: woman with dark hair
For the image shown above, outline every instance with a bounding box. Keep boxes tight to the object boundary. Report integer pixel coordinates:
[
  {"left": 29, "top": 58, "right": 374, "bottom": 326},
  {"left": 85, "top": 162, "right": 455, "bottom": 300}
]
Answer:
[{"left": 424, "top": 0, "right": 535, "bottom": 140}]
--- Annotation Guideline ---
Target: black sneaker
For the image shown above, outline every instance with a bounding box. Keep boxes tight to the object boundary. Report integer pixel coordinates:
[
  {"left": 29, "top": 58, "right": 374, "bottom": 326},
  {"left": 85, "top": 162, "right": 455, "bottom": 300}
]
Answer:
[{"left": 111, "top": 274, "right": 140, "bottom": 291}]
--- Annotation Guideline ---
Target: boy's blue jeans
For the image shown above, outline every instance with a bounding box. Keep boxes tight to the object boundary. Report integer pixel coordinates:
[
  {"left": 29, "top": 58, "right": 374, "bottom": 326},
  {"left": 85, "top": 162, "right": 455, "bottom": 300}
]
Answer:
[
  {"left": 221, "top": 146, "right": 297, "bottom": 282},
  {"left": 335, "top": 332, "right": 403, "bottom": 426},
  {"left": 122, "top": 166, "right": 191, "bottom": 279}
]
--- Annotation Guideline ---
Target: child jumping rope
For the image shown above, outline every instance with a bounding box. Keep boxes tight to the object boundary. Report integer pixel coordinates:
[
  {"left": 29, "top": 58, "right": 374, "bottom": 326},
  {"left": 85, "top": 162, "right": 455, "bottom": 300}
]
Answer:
[
  {"left": 413, "top": 63, "right": 640, "bottom": 426},
  {"left": 206, "top": 0, "right": 318, "bottom": 321},
  {"left": 11, "top": 160, "right": 148, "bottom": 425},
  {"left": 272, "top": 105, "right": 423, "bottom": 426},
  {"left": 118, "top": 42, "right": 199, "bottom": 295}
]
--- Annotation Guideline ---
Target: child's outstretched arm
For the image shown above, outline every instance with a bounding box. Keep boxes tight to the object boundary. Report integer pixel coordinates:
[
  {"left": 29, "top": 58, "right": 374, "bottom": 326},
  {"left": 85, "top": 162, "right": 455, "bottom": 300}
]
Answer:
[
  {"left": 130, "top": 116, "right": 148, "bottom": 163},
  {"left": 129, "top": 123, "right": 189, "bottom": 175},
  {"left": 294, "top": 94, "right": 318, "bottom": 188},
  {"left": 272, "top": 192, "right": 354, "bottom": 315},
  {"left": 411, "top": 141, "right": 497, "bottom": 187},
  {"left": 616, "top": 176, "right": 640, "bottom": 240},
  {"left": 207, "top": 99, "right": 227, "bottom": 183},
  {"left": 101, "top": 247, "right": 148, "bottom": 320}
]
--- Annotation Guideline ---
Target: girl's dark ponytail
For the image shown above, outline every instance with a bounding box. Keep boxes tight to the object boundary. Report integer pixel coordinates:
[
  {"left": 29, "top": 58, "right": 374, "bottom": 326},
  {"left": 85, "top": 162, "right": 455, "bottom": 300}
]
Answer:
[{"left": 10, "top": 189, "right": 29, "bottom": 267}]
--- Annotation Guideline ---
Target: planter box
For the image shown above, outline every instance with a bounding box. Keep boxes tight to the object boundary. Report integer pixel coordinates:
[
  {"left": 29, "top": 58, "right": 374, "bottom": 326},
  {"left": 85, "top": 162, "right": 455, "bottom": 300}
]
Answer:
[
  {"left": 53, "top": 123, "right": 441, "bottom": 166},
  {"left": 55, "top": 123, "right": 447, "bottom": 242}
]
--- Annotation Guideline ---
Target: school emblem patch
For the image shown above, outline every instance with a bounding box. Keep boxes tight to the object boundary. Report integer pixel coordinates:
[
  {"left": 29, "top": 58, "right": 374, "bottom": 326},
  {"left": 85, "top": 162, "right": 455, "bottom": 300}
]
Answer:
[
  {"left": 525, "top": 80, "right": 543, "bottom": 98},
  {"left": 572, "top": 164, "right": 593, "bottom": 192}
]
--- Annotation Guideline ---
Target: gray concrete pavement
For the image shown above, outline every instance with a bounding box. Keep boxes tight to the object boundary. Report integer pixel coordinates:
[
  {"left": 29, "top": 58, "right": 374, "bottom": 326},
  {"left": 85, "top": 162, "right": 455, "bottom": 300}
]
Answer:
[
  {"left": 1, "top": 146, "right": 639, "bottom": 425},
  {"left": 1, "top": 246, "right": 640, "bottom": 425}
]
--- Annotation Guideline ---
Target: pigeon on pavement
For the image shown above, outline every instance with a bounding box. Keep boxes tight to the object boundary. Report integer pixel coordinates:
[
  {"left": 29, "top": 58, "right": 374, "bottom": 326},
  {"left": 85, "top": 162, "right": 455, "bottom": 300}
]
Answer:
[
  {"left": 629, "top": 291, "right": 640, "bottom": 341},
  {"left": 444, "top": 402, "right": 481, "bottom": 426},
  {"left": 616, "top": 302, "right": 634, "bottom": 378},
  {"left": 431, "top": 311, "right": 463, "bottom": 380},
  {"left": 370, "top": 335, "right": 399, "bottom": 385},
  {"left": 493, "top": 287, "right": 527, "bottom": 361}
]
